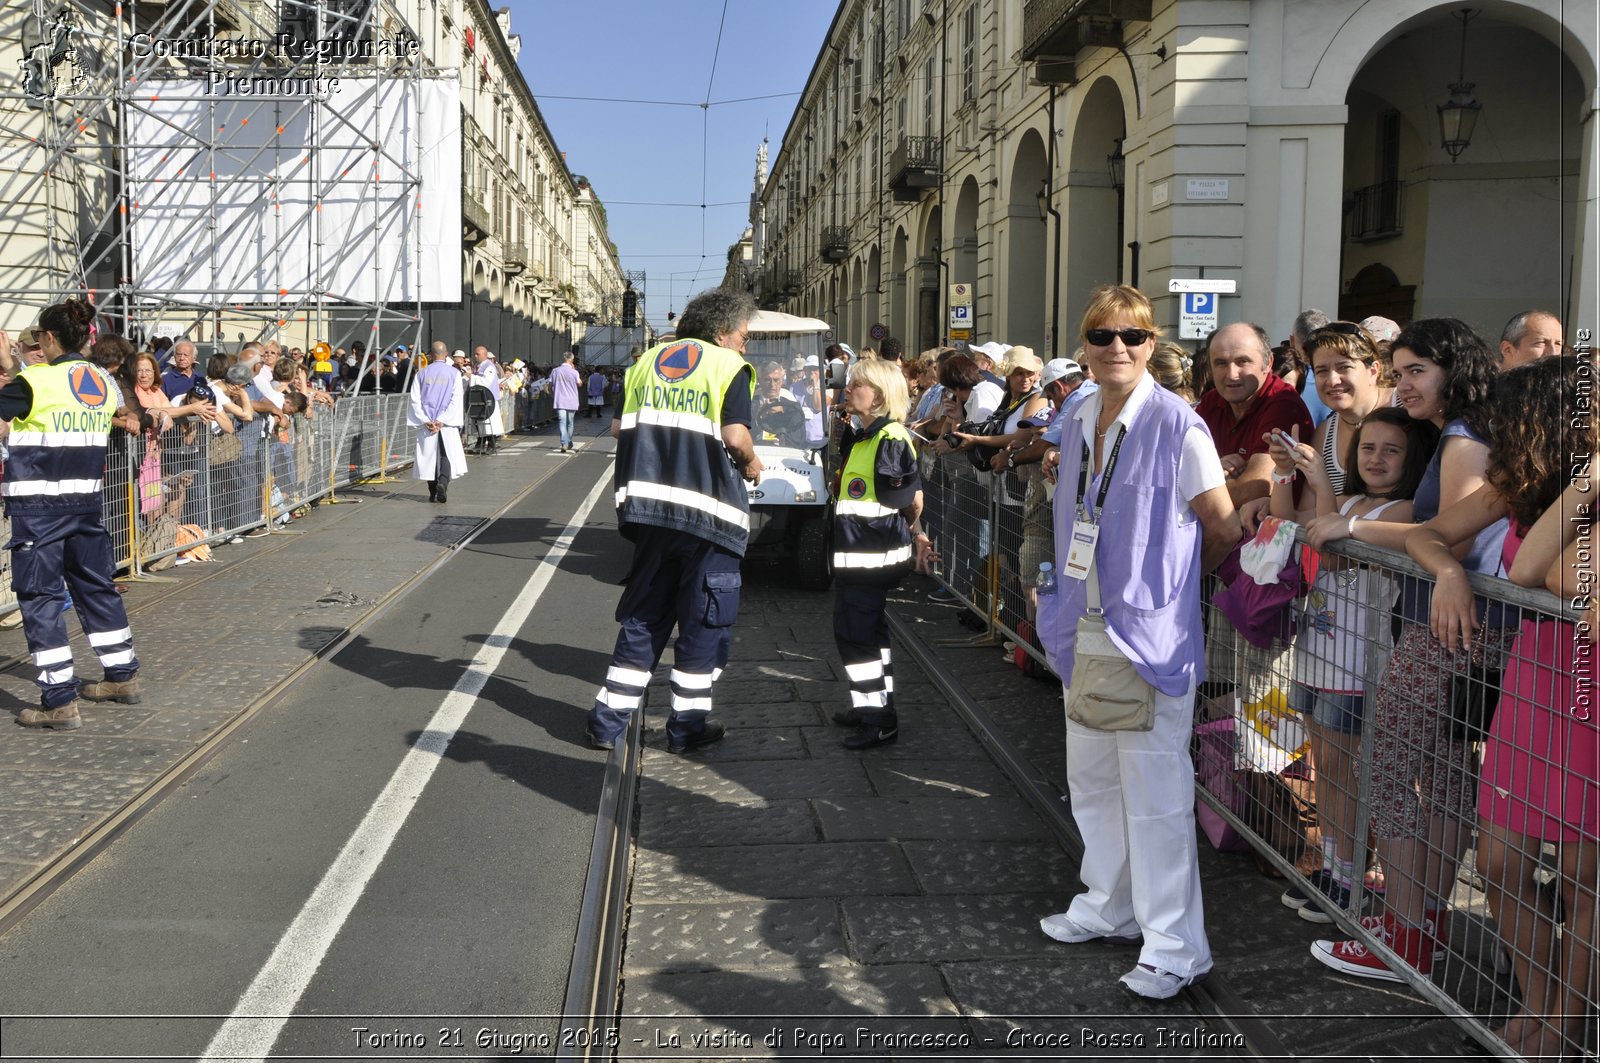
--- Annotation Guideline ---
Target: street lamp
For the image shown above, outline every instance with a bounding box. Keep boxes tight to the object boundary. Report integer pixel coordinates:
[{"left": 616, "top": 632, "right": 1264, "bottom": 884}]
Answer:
[
  {"left": 1437, "top": 8, "right": 1482, "bottom": 162},
  {"left": 1107, "top": 138, "right": 1126, "bottom": 190},
  {"left": 1036, "top": 179, "right": 1050, "bottom": 222}
]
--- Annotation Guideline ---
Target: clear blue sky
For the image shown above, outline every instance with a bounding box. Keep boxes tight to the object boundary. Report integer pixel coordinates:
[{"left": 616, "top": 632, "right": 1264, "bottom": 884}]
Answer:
[{"left": 507, "top": 1, "right": 837, "bottom": 329}]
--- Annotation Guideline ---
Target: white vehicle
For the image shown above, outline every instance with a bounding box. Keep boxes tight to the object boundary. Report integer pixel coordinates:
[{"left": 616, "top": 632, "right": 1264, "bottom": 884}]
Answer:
[{"left": 743, "top": 310, "right": 835, "bottom": 590}]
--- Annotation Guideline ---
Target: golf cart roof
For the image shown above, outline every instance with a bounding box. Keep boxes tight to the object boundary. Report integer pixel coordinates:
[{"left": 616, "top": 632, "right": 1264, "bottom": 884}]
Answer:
[{"left": 748, "top": 310, "right": 831, "bottom": 334}]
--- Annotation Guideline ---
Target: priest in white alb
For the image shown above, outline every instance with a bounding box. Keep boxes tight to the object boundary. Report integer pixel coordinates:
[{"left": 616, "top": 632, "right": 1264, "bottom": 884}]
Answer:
[{"left": 410, "top": 341, "right": 467, "bottom": 503}]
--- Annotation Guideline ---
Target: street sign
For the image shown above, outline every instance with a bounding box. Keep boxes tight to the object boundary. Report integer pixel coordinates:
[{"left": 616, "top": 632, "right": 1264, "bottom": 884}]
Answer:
[
  {"left": 1179, "top": 291, "right": 1219, "bottom": 340},
  {"left": 1168, "top": 278, "right": 1237, "bottom": 294},
  {"left": 948, "top": 304, "right": 972, "bottom": 329},
  {"left": 869, "top": 322, "right": 888, "bottom": 341},
  {"left": 949, "top": 282, "right": 972, "bottom": 306},
  {"left": 949, "top": 328, "right": 971, "bottom": 341}
]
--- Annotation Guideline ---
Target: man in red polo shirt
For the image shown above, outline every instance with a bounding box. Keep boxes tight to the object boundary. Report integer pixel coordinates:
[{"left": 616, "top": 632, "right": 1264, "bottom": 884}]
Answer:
[{"left": 1197, "top": 322, "right": 1313, "bottom": 506}]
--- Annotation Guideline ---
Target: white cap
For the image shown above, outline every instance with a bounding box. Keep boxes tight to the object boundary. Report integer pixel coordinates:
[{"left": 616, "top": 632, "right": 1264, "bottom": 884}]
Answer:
[{"left": 1040, "top": 358, "right": 1082, "bottom": 387}]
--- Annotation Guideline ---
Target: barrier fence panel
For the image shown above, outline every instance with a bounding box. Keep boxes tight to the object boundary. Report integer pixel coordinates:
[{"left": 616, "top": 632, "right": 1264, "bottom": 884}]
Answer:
[
  {"left": 102, "top": 437, "right": 136, "bottom": 572},
  {"left": 1195, "top": 535, "right": 1583, "bottom": 1059},
  {"left": 925, "top": 450, "right": 997, "bottom": 629},
  {"left": 918, "top": 453, "right": 1591, "bottom": 1055}
]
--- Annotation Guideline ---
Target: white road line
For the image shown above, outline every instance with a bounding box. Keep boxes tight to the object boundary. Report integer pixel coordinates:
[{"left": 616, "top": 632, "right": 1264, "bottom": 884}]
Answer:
[{"left": 202, "top": 469, "right": 614, "bottom": 1063}]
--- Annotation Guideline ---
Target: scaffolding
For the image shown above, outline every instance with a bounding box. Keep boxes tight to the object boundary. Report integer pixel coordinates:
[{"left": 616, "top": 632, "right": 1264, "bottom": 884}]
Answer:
[
  {"left": 0, "top": 0, "right": 460, "bottom": 362},
  {"left": 574, "top": 267, "right": 647, "bottom": 365}
]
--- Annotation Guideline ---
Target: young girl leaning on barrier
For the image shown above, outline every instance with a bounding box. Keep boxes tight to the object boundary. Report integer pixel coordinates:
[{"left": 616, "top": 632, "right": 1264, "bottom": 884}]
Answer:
[
  {"left": 1409, "top": 355, "right": 1593, "bottom": 1061},
  {"left": 1266, "top": 408, "right": 1438, "bottom": 923}
]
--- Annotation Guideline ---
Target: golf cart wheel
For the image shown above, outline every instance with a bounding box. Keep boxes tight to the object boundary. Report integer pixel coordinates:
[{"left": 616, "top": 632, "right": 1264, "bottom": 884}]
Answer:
[{"left": 794, "top": 513, "right": 833, "bottom": 591}]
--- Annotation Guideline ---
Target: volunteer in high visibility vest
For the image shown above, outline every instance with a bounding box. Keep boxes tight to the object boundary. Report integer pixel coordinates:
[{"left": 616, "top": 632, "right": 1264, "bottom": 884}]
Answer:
[
  {"left": 829, "top": 357, "right": 937, "bottom": 749},
  {"left": 0, "top": 299, "right": 142, "bottom": 730},
  {"left": 584, "top": 288, "right": 765, "bottom": 754}
]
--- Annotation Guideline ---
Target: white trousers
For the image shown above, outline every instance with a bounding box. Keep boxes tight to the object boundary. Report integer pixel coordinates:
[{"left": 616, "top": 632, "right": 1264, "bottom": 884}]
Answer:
[{"left": 1063, "top": 676, "right": 1212, "bottom": 977}]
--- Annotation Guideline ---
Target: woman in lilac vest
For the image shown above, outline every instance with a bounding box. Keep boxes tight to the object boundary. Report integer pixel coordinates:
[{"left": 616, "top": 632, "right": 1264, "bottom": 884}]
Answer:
[{"left": 1036, "top": 284, "right": 1241, "bottom": 1000}]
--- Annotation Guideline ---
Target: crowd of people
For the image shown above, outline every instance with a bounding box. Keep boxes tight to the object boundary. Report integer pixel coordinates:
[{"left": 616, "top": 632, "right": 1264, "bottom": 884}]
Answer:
[{"left": 810, "top": 293, "right": 1591, "bottom": 1042}]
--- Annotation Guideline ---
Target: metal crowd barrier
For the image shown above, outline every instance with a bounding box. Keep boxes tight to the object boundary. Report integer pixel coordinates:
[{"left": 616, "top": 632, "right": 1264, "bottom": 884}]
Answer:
[
  {"left": 0, "top": 395, "right": 420, "bottom": 587},
  {"left": 920, "top": 457, "right": 1593, "bottom": 1057},
  {"left": 0, "top": 388, "right": 530, "bottom": 606}
]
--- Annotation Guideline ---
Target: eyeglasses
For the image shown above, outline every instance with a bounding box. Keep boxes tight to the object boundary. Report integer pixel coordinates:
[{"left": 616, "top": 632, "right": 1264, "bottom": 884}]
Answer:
[{"left": 1084, "top": 327, "right": 1154, "bottom": 347}]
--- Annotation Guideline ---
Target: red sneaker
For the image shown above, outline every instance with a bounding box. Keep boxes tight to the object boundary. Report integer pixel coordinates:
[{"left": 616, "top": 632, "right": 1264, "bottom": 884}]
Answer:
[
  {"left": 1312, "top": 914, "right": 1433, "bottom": 982},
  {"left": 1358, "top": 911, "right": 1445, "bottom": 961}
]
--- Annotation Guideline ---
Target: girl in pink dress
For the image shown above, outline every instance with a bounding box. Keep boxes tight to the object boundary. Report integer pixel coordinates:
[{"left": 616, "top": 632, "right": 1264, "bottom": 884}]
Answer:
[{"left": 1409, "top": 355, "right": 1593, "bottom": 1060}]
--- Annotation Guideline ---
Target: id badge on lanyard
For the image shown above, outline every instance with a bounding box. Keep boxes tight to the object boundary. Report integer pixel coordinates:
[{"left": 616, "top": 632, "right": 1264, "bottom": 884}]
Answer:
[{"left": 1062, "top": 426, "right": 1125, "bottom": 582}]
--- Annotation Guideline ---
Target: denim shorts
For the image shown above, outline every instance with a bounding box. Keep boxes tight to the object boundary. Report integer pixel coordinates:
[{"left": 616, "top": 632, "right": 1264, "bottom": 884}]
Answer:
[{"left": 1290, "top": 682, "right": 1365, "bottom": 735}]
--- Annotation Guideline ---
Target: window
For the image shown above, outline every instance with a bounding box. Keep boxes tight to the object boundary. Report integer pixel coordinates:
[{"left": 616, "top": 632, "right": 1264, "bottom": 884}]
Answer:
[
  {"left": 897, "top": 0, "right": 910, "bottom": 44},
  {"left": 897, "top": 97, "right": 907, "bottom": 142},
  {"left": 961, "top": 5, "right": 976, "bottom": 105},
  {"left": 852, "top": 23, "right": 863, "bottom": 113},
  {"left": 923, "top": 56, "right": 935, "bottom": 135}
]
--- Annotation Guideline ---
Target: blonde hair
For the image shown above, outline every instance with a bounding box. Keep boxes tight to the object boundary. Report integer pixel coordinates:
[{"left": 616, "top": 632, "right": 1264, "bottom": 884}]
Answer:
[
  {"left": 850, "top": 357, "right": 910, "bottom": 422},
  {"left": 1150, "top": 341, "right": 1196, "bottom": 404},
  {"left": 1079, "top": 284, "right": 1160, "bottom": 338}
]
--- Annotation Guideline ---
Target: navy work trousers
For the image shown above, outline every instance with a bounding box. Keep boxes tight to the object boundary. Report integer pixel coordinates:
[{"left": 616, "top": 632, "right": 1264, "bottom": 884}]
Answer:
[
  {"left": 587, "top": 525, "right": 741, "bottom": 745},
  {"left": 8, "top": 509, "right": 138, "bottom": 709},
  {"left": 834, "top": 582, "right": 895, "bottom": 728}
]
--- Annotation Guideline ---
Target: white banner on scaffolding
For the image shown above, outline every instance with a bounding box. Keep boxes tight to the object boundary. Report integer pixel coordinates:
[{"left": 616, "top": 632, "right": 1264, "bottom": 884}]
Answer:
[{"left": 125, "top": 76, "right": 462, "bottom": 305}]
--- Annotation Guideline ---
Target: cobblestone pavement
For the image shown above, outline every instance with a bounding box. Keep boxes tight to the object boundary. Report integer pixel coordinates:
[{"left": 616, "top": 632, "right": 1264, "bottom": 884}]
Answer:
[
  {"left": 617, "top": 573, "right": 1499, "bottom": 1061},
  {"left": 0, "top": 422, "right": 610, "bottom": 907}
]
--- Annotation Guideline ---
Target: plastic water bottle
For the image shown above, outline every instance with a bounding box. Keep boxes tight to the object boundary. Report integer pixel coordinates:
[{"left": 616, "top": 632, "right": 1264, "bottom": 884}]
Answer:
[{"left": 1036, "top": 561, "right": 1057, "bottom": 597}]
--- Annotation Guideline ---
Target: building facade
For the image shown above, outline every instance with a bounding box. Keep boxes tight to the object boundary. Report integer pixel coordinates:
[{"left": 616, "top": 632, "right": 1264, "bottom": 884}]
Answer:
[
  {"left": 756, "top": 0, "right": 1598, "bottom": 357},
  {"left": 0, "top": 0, "right": 617, "bottom": 367}
]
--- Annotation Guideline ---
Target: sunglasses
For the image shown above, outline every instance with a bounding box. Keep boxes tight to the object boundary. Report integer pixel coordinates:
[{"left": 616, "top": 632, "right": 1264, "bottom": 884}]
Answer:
[{"left": 1084, "top": 327, "right": 1154, "bottom": 347}]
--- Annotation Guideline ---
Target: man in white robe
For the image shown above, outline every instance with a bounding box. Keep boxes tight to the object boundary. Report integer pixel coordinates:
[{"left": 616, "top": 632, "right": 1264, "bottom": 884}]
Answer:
[
  {"left": 470, "top": 345, "right": 505, "bottom": 453},
  {"left": 410, "top": 342, "right": 467, "bottom": 503}
]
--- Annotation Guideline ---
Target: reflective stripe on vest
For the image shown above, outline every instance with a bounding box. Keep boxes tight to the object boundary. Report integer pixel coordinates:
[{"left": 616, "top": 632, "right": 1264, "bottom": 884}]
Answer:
[
  {"left": 615, "top": 338, "right": 754, "bottom": 554},
  {"left": 834, "top": 542, "right": 914, "bottom": 569},
  {"left": 832, "top": 420, "right": 917, "bottom": 572},
  {"left": 2, "top": 358, "right": 114, "bottom": 513}
]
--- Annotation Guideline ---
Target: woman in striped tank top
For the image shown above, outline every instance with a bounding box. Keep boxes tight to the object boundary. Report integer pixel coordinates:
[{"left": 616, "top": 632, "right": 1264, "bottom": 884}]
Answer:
[{"left": 1304, "top": 323, "right": 1394, "bottom": 495}]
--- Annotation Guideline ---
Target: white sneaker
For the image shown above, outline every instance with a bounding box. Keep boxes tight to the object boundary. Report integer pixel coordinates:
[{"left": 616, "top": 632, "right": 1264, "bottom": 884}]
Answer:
[
  {"left": 1039, "top": 911, "right": 1142, "bottom": 945},
  {"left": 1119, "top": 964, "right": 1208, "bottom": 1000}
]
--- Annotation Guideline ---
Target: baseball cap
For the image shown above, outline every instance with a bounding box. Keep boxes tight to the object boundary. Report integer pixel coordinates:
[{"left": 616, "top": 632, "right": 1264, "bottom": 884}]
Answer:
[
  {"left": 1359, "top": 316, "right": 1401, "bottom": 342},
  {"left": 381, "top": 354, "right": 396, "bottom": 364},
  {"left": 16, "top": 326, "right": 41, "bottom": 349},
  {"left": 1040, "top": 358, "right": 1081, "bottom": 388}
]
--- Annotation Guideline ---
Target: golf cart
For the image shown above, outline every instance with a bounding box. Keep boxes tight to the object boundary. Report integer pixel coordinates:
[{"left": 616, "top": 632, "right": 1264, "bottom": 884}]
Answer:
[{"left": 743, "top": 310, "right": 835, "bottom": 590}]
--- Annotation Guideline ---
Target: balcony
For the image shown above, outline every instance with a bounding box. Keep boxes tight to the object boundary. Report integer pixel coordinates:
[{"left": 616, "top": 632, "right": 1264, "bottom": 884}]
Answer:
[
  {"left": 889, "top": 135, "right": 942, "bottom": 203},
  {"left": 784, "top": 269, "right": 804, "bottom": 294},
  {"left": 1021, "top": 0, "right": 1151, "bottom": 63},
  {"left": 502, "top": 243, "right": 528, "bottom": 275},
  {"left": 1348, "top": 181, "right": 1404, "bottom": 242},
  {"left": 462, "top": 188, "right": 491, "bottom": 245},
  {"left": 820, "top": 226, "right": 849, "bottom": 264}
]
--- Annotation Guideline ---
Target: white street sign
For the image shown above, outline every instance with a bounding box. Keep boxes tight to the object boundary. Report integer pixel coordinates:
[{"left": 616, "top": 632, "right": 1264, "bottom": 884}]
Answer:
[
  {"left": 1179, "top": 291, "right": 1219, "bottom": 340},
  {"left": 948, "top": 304, "right": 972, "bottom": 329},
  {"left": 1168, "top": 278, "right": 1238, "bottom": 294}
]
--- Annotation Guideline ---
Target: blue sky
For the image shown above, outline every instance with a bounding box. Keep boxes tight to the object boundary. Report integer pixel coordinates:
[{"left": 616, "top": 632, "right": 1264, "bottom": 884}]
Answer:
[{"left": 508, "top": 1, "right": 837, "bottom": 329}]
